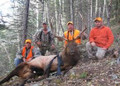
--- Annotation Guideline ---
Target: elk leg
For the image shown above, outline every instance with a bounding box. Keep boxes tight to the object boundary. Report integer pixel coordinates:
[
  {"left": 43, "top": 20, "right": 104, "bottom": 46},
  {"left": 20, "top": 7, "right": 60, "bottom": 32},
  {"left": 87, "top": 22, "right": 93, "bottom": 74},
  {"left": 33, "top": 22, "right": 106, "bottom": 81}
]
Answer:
[
  {"left": 19, "top": 72, "right": 34, "bottom": 86},
  {"left": 19, "top": 79, "right": 27, "bottom": 86},
  {"left": 63, "top": 66, "right": 73, "bottom": 76}
]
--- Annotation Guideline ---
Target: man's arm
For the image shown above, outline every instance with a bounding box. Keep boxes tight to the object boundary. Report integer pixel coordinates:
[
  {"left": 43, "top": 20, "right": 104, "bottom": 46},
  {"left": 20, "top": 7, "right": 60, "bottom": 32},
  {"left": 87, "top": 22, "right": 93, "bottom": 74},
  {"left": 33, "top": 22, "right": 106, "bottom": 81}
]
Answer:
[
  {"left": 89, "top": 29, "right": 96, "bottom": 46},
  {"left": 49, "top": 32, "right": 55, "bottom": 45},
  {"left": 33, "top": 30, "right": 42, "bottom": 47},
  {"left": 33, "top": 30, "right": 41, "bottom": 43},
  {"left": 104, "top": 28, "right": 114, "bottom": 49},
  {"left": 89, "top": 29, "right": 95, "bottom": 43}
]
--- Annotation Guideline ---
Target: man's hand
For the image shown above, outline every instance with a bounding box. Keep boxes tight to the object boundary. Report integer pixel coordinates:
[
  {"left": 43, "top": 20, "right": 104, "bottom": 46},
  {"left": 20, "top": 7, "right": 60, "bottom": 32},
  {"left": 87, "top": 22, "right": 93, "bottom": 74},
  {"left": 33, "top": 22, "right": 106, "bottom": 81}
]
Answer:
[
  {"left": 23, "top": 58, "right": 26, "bottom": 62},
  {"left": 102, "top": 48, "right": 107, "bottom": 50},
  {"left": 91, "top": 42, "right": 96, "bottom": 47},
  {"left": 114, "top": 51, "right": 119, "bottom": 57},
  {"left": 27, "top": 58, "right": 32, "bottom": 62},
  {"left": 51, "top": 44, "right": 55, "bottom": 49},
  {"left": 23, "top": 58, "right": 32, "bottom": 62}
]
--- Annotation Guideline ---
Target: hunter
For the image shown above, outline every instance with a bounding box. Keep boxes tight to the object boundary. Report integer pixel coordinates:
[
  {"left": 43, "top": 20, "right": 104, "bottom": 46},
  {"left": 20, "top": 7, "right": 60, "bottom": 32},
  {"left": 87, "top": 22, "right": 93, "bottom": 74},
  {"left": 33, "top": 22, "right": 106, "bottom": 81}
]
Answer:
[
  {"left": 86, "top": 17, "right": 114, "bottom": 59},
  {"left": 14, "top": 39, "right": 40, "bottom": 66},
  {"left": 33, "top": 23, "right": 56, "bottom": 55}
]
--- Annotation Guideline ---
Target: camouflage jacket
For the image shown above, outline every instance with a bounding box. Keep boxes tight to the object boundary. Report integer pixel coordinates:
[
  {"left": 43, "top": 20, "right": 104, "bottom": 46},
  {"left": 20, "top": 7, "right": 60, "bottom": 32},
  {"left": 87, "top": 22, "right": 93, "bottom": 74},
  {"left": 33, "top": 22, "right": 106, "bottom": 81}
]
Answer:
[{"left": 33, "top": 28, "right": 54, "bottom": 46}]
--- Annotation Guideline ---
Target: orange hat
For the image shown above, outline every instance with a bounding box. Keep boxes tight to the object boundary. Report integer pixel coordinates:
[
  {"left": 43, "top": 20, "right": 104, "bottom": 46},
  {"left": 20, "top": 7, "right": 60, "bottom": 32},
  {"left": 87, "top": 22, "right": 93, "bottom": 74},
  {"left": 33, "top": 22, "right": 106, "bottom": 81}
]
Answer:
[
  {"left": 94, "top": 17, "right": 103, "bottom": 22},
  {"left": 25, "top": 39, "right": 31, "bottom": 44},
  {"left": 67, "top": 21, "right": 73, "bottom": 25}
]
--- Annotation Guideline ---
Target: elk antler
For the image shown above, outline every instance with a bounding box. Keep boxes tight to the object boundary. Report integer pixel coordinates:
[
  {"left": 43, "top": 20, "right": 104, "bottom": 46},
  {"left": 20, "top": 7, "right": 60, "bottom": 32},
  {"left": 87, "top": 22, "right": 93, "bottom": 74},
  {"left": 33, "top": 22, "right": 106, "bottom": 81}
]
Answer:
[
  {"left": 74, "top": 12, "right": 87, "bottom": 40},
  {"left": 54, "top": 34, "right": 68, "bottom": 41},
  {"left": 74, "top": 26, "right": 87, "bottom": 40}
]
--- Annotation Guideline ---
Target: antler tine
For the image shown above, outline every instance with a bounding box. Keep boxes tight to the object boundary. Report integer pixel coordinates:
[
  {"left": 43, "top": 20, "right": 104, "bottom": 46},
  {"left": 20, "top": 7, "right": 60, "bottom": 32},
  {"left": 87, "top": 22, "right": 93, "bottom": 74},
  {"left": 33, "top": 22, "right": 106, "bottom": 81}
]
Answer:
[
  {"left": 54, "top": 34, "right": 68, "bottom": 41},
  {"left": 74, "top": 35, "right": 80, "bottom": 40},
  {"left": 63, "top": 38, "right": 68, "bottom": 41}
]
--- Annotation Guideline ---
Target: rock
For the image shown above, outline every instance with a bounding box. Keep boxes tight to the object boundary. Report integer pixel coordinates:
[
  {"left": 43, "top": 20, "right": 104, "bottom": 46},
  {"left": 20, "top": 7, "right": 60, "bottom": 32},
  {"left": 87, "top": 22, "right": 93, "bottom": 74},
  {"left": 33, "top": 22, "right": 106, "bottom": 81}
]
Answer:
[
  {"left": 110, "top": 74, "right": 118, "bottom": 80},
  {"left": 116, "top": 57, "right": 120, "bottom": 64},
  {"left": 32, "top": 84, "right": 39, "bottom": 86}
]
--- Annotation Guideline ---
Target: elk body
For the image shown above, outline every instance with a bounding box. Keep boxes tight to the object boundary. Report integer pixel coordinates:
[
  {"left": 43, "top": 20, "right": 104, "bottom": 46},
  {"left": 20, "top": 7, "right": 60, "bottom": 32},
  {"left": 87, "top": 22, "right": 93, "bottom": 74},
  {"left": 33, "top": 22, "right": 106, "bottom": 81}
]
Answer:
[{"left": 0, "top": 40, "right": 80, "bottom": 86}]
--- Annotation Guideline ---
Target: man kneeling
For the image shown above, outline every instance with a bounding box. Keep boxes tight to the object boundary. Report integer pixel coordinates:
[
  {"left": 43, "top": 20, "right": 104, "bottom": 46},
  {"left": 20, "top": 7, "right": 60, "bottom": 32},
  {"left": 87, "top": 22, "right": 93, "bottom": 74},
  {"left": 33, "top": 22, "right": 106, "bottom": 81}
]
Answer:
[
  {"left": 86, "top": 17, "right": 114, "bottom": 59},
  {"left": 14, "top": 39, "right": 40, "bottom": 66}
]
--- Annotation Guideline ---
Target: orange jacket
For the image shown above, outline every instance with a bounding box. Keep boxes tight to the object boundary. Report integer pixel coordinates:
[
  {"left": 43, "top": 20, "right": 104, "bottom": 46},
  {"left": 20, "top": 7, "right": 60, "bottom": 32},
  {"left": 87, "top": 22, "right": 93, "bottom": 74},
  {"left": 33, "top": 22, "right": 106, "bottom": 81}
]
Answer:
[
  {"left": 64, "top": 29, "right": 81, "bottom": 46},
  {"left": 89, "top": 26, "right": 114, "bottom": 49},
  {"left": 22, "top": 46, "right": 34, "bottom": 61}
]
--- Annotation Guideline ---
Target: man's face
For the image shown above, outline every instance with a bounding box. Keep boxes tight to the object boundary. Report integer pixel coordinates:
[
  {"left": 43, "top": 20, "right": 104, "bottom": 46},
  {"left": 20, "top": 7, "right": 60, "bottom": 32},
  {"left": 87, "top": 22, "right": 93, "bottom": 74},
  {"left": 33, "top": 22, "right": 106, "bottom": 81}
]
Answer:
[
  {"left": 43, "top": 24, "right": 47, "bottom": 30},
  {"left": 95, "top": 21, "right": 103, "bottom": 28},
  {"left": 25, "top": 42, "right": 31, "bottom": 49},
  {"left": 68, "top": 24, "right": 74, "bottom": 31}
]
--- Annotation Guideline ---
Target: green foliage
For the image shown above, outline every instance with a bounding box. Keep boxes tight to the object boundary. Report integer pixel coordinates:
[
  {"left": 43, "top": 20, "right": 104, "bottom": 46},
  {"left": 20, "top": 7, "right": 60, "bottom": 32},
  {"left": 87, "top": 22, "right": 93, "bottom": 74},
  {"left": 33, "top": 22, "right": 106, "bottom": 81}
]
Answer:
[
  {"left": 0, "top": 24, "right": 8, "bottom": 30},
  {"left": 55, "top": 79, "right": 62, "bottom": 84},
  {"left": 0, "top": 28, "right": 18, "bottom": 76},
  {"left": 79, "top": 72, "right": 88, "bottom": 79}
]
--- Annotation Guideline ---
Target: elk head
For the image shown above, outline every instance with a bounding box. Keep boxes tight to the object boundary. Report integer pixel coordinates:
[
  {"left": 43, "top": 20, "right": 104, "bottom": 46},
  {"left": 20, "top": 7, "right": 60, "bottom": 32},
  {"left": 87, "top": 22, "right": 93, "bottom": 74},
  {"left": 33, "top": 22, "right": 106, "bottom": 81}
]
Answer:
[{"left": 65, "top": 40, "right": 79, "bottom": 56}]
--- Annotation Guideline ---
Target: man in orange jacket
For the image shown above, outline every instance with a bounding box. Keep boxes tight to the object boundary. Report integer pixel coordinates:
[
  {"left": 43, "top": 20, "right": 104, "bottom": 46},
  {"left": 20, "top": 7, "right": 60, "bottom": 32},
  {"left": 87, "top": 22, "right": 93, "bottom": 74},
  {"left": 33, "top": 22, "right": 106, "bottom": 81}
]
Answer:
[
  {"left": 64, "top": 21, "right": 81, "bottom": 46},
  {"left": 57, "top": 21, "right": 87, "bottom": 46},
  {"left": 14, "top": 39, "right": 40, "bottom": 66},
  {"left": 86, "top": 17, "right": 114, "bottom": 59}
]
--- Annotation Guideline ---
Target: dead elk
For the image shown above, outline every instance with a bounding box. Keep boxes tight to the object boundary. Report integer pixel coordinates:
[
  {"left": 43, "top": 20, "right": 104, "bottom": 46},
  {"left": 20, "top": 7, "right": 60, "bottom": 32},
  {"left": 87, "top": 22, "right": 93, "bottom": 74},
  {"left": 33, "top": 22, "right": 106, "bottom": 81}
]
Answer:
[{"left": 0, "top": 40, "right": 80, "bottom": 86}]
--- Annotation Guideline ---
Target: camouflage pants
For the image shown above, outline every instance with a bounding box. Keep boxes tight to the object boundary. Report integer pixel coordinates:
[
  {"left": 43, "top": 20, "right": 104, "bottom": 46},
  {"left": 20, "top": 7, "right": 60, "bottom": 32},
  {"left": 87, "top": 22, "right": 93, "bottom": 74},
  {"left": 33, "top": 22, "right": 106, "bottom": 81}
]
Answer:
[
  {"left": 86, "top": 42, "right": 106, "bottom": 59},
  {"left": 39, "top": 46, "right": 57, "bottom": 55},
  {"left": 77, "top": 44, "right": 86, "bottom": 58}
]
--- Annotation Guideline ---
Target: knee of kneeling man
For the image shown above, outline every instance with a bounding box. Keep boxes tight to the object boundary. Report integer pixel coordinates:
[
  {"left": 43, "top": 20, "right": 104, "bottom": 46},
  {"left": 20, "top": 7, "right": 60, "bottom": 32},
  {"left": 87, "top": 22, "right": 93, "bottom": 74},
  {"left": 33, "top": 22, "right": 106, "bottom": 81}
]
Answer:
[
  {"left": 96, "top": 54, "right": 104, "bottom": 59},
  {"left": 86, "top": 42, "right": 91, "bottom": 47}
]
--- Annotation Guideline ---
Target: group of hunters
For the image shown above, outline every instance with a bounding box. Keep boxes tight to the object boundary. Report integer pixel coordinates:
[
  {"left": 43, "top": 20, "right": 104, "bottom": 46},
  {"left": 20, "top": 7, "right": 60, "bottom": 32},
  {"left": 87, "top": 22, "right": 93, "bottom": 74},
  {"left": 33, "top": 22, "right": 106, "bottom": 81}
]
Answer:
[{"left": 14, "top": 17, "right": 114, "bottom": 75}]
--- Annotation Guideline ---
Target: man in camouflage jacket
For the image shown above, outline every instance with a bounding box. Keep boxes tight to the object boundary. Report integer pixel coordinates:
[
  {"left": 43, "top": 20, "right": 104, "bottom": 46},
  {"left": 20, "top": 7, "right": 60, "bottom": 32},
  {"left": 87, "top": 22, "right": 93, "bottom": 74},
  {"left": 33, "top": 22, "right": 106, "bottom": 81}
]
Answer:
[{"left": 33, "top": 23, "right": 57, "bottom": 55}]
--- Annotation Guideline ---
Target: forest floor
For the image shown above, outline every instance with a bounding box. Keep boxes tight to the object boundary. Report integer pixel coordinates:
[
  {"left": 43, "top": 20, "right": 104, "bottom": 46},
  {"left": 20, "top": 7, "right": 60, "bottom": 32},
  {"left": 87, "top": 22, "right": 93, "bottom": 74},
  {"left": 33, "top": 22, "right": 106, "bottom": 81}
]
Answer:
[
  {"left": 25, "top": 57, "right": 120, "bottom": 86},
  {"left": 1, "top": 49, "right": 120, "bottom": 86}
]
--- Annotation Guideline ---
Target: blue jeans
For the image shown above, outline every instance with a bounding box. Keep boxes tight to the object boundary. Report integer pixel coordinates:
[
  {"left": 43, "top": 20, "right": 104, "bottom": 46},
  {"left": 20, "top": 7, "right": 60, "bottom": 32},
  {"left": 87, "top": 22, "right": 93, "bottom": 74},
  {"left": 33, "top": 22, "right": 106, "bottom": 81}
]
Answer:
[{"left": 14, "top": 58, "right": 23, "bottom": 66}]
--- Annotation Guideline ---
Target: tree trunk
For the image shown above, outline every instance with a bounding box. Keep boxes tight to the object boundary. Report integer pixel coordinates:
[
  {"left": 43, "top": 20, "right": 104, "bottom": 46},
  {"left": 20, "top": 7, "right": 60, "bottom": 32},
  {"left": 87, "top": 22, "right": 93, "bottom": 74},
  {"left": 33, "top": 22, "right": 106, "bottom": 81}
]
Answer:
[
  {"left": 102, "top": 0, "right": 106, "bottom": 20},
  {"left": 59, "top": 0, "right": 64, "bottom": 33},
  {"left": 95, "top": 0, "right": 98, "bottom": 17},
  {"left": 41, "top": 0, "right": 44, "bottom": 23},
  {"left": 115, "top": 0, "right": 119, "bottom": 22},
  {"left": 36, "top": 0, "right": 39, "bottom": 29},
  {"left": 70, "top": 0, "right": 74, "bottom": 21},
  {"left": 22, "top": 0, "right": 30, "bottom": 46},
  {"left": 54, "top": 0, "right": 58, "bottom": 34},
  {"left": 90, "top": 0, "right": 93, "bottom": 29},
  {"left": 106, "top": 0, "right": 112, "bottom": 26},
  {"left": 87, "top": 0, "right": 92, "bottom": 33}
]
